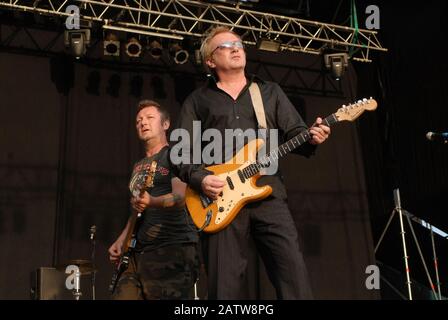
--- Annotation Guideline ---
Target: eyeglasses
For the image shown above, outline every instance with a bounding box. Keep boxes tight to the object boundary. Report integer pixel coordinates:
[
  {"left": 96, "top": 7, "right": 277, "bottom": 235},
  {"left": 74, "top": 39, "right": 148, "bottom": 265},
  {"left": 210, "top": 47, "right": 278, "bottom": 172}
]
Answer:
[{"left": 210, "top": 41, "right": 244, "bottom": 55}]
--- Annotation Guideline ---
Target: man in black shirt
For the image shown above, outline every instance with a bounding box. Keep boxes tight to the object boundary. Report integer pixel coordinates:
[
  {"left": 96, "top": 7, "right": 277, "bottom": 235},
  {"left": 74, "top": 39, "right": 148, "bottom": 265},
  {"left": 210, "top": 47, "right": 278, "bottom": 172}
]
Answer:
[
  {"left": 172, "top": 27, "right": 330, "bottom": 299},
  {"left": 109, "top": 100, "right": 199, "bottom": 300}
]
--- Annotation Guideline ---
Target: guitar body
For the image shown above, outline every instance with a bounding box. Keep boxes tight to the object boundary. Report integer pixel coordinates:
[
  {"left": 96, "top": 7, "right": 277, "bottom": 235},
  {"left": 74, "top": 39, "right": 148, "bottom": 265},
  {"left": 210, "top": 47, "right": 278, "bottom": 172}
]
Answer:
[{"left": 185, "top": 138, "right": 272, "bottom": 233}]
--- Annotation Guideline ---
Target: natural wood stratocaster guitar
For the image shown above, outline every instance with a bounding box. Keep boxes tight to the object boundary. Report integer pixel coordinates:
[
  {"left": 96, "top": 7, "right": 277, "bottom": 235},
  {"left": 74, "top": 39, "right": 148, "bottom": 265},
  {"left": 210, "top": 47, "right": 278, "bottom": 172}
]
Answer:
[
  {"left": 109, "top": 160, "right": 157, "bottom": 294},
  {"left": 185, "top": 98, "right": 377, "bottom": 233}
]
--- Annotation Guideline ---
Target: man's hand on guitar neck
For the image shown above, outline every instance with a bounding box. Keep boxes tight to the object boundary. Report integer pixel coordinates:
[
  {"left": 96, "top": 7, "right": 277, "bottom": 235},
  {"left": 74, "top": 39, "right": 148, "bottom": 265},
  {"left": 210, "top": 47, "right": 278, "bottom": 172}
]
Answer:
[
  {"left": 309, "top": 117, "right": 331, "bottom": 145},
  {"left": 201, "top": 175, "right": 225, "bottom": 200}
]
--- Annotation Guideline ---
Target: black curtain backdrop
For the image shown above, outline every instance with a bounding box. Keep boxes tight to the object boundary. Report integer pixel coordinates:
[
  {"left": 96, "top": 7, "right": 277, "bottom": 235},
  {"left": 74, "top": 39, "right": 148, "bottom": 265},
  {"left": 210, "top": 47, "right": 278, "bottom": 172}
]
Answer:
[{"left": 355, "top": 0, "right": 448, "bottom": 298}]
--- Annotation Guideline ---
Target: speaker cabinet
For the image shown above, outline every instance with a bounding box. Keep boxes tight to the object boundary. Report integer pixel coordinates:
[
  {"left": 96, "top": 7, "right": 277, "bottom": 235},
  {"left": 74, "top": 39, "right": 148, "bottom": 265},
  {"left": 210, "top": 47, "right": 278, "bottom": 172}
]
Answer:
[{"left": 31, "top": 267, "right": 93, "bottom": 300}]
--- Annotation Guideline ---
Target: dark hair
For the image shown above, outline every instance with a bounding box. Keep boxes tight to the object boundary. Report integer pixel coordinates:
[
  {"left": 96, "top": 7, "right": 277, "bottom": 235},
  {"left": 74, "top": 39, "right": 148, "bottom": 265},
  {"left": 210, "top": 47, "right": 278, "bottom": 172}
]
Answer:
[{"left": 136, "top": 99, "right": 170, "bottom": 123}]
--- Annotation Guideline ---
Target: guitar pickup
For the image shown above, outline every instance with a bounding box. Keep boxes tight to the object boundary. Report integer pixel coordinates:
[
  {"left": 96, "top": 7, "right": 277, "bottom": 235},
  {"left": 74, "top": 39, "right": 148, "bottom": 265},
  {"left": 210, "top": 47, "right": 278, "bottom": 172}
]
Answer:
[
  {"left": 237, "top": 170, "right": 245, "bottom": 183},
  {"left": 226, "top": 176, "right": 234, "bottom": 190},
  {"left": 199, "top": 194, "right": 213, "bottom": 208}
]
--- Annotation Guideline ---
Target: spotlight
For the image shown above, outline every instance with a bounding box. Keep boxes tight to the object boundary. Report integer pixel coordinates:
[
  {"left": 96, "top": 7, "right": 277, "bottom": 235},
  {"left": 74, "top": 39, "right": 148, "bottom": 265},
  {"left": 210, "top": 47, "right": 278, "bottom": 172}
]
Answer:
[
  {"left": 148, "top": 40, "right": 163, "bottom": 59},
  {"left": 256, "top": 38, "right": 281, "bottom": 52},
  {"left": 170, "top": 43, "right": 189, "bottom": 65},
  {"left": 125, "top": 37, "right": 142, "bottom": 58},
  {"left": 104, "top": 33, "right": 120, "bottom": 57},
  {"left": 324, "top": 53, "right": 348, "bottom": 80},
  {"left": 64, "top": 29, "right": 90, "bottom": 59}
]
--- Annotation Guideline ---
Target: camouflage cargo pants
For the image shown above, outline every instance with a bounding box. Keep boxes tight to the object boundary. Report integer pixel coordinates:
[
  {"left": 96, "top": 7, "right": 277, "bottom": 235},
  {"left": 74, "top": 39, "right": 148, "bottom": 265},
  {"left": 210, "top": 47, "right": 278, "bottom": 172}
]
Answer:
[{"left": 112, "top": 244, "right": 199, "bottom": 300}]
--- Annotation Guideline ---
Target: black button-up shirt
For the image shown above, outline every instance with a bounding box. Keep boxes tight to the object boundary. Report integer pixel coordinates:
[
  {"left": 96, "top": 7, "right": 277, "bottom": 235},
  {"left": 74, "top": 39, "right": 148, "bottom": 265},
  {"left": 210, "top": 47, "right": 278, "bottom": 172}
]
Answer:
[{"left": 170, "top": 75, "right": 316, "bottom": 200}]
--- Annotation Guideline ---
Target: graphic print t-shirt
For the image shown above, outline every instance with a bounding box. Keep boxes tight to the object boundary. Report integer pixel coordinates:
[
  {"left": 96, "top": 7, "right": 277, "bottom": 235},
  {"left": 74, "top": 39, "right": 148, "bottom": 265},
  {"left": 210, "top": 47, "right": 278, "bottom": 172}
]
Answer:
[{"left": 130, "top": 146, "right": 198, "bottom": 252}]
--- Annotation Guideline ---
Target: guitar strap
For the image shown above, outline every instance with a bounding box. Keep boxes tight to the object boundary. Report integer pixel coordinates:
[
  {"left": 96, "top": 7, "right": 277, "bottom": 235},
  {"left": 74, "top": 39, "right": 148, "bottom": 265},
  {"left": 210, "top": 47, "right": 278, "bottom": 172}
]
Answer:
[
  {"left": 248, "top": 82, "right": 269, "bottom": 176},
  {"left": 248, "top": 82, "right": 267, "bottom": 130}
]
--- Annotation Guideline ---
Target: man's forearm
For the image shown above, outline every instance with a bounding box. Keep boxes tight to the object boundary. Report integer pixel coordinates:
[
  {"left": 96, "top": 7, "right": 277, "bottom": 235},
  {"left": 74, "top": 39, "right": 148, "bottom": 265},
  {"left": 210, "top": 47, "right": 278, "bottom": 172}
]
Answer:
[{"left": 149, "top": 193, "right": 185, "bottom": 209}]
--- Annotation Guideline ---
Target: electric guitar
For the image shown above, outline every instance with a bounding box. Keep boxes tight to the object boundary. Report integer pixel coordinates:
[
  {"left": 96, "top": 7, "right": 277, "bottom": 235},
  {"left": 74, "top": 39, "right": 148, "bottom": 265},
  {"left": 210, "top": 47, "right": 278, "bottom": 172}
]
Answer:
[
  {"left": 185, "top": 98, "right": 377, "bottom": 233},
  {"left": 109, "top": 160, "right": 157, "bottom": 294}
]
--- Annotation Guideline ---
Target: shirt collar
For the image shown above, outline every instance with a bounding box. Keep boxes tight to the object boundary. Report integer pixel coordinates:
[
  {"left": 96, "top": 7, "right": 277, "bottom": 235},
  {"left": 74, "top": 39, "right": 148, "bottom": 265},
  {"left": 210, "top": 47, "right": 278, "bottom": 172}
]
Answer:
[{"left": 206, "top": 73, "right": 266, "bottom": 89}]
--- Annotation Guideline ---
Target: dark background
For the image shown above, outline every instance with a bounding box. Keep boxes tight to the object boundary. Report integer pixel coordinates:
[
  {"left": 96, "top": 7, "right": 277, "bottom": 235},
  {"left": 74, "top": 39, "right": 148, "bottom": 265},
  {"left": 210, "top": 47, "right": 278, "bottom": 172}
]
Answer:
[{"left": 1, "top": 0, "right": 447, "bottom": 300}]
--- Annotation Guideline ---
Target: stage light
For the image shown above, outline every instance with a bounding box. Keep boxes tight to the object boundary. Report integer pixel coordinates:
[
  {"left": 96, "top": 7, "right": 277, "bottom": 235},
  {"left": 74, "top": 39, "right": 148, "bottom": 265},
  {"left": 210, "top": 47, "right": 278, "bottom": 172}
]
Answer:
[
  {"left": 148, "top": 40, "right": 163, "bottom": 59},
  {"left": 324, "top": 53, "right": 348, "bottom": 80},
  {"left": 64, "top": 29, "right": 90, "bottom": 59},
  {"left": 103, "top": 33, "right": 120, "bottom": 57},
  {"left": 170, "top": 43, "right": 189, "bottom": 65},
  {"left": 256, "top": 38, "right": 281, "bottom": 52},
  {"left": 125, "top": 37, "right": 142, "bottom": 58}
]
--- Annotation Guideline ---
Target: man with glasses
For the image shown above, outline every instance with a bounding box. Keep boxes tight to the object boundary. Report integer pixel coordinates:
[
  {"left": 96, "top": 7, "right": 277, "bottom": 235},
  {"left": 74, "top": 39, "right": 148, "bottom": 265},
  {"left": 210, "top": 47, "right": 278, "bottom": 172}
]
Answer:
[{"left": 173, "top": 27, "right": 330, "bottom": 299}]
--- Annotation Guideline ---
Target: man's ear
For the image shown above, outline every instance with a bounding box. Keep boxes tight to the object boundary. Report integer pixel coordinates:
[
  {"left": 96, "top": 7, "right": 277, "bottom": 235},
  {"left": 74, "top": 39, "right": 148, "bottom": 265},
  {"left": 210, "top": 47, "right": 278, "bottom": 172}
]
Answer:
[
  {"left": 206, "top": 57, "right": 216, "bottom": 69},
  {"left": 163, "top": 120, "right": 170, "bottom": 130}
]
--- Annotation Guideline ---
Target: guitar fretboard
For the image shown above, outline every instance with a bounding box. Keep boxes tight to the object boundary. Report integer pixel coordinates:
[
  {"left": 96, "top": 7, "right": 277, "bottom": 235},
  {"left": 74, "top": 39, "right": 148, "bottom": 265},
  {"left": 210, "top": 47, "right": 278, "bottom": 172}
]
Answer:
[{"left": 241, "top": 114, "right": 339, "bottom": 179}]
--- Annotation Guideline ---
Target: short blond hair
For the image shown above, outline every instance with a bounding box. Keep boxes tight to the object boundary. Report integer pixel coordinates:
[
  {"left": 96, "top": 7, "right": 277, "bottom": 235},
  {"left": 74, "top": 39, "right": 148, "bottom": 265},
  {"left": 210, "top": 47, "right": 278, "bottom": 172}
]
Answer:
[{"left": 200, "top": 26, "right": 242, "bottom": 66}]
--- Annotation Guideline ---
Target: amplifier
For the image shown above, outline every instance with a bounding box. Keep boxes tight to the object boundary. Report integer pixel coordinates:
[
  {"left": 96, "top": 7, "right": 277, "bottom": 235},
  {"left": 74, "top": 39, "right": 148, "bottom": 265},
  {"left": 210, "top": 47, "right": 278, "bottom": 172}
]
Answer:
[{"left": 31, "top": 267, "right": 93, "bottom": 300}]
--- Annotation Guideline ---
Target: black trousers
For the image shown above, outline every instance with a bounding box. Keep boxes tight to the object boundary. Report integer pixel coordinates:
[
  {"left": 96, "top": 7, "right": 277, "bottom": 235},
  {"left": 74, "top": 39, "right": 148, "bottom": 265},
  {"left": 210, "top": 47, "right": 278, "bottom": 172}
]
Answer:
[{"left": 201, "top": 197, "right": 313, "bottom": 300}]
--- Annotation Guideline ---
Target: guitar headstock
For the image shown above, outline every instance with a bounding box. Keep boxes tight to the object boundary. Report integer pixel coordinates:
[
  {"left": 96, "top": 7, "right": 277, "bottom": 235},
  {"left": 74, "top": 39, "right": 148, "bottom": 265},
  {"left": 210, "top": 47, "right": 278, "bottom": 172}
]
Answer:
[{"left": 335, "top": 98, "right": 377, "bottom": 122}]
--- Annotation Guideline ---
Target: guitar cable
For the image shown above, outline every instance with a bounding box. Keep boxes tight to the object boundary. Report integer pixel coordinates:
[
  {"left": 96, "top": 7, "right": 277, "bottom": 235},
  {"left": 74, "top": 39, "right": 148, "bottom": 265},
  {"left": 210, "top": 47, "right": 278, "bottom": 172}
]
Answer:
[{"left": 184, "top": 207, "right": 212, "bottom": 233}]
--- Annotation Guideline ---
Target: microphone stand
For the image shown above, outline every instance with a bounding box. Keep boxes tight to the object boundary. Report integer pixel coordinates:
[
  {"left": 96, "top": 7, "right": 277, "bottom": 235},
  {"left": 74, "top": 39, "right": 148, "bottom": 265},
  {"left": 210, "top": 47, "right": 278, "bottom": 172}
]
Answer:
[
  {"left": 73, "top": 269, "right": 82, "bottom": 300},
  {"left": 90, "top": 225, "right": 97, "bottom": 300},
  {"left": 375, "top": 189, "right": 413, "bottom": 299}
]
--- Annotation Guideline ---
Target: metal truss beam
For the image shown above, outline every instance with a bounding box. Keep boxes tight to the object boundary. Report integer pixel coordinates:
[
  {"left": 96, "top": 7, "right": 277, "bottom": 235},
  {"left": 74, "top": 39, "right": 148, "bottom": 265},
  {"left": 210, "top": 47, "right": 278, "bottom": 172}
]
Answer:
[{"left": 0, "top": 0, "right": 387, "bottom": 62}]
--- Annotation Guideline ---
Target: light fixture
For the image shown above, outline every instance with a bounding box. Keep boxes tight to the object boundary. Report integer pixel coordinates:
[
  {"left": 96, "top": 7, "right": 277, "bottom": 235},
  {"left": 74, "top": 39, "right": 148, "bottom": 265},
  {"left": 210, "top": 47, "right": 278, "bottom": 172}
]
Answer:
[
  {"left": 170, "top": 43, "right": 189, "bottom": 64},
  {"left": 64, "top": 29, "right": 90, "bottom": 59},
  {"left": 125, "top": 37, "right": 142, "bottom": 58},
  {"left": 324, "top": 53, "right": 349, "bottom": 80},
  {"left": 103, "top": 33, "right": 120, "bottom": 57},
  {"left": 148, "top": 40, "right": 163, "bottom": 59},
  {"left": 256, "top": 38, "right": 281, "bottom": 52}
]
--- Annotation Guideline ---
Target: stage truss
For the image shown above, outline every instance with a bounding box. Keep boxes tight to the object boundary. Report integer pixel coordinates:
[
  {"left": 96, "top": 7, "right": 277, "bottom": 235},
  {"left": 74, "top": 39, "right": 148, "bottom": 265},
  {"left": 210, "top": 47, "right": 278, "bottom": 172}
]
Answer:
[{"left": 0, "top": 0, "right": 387, "bottom": 62}]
